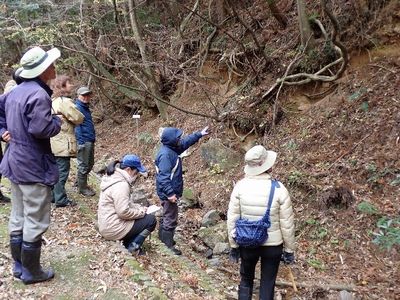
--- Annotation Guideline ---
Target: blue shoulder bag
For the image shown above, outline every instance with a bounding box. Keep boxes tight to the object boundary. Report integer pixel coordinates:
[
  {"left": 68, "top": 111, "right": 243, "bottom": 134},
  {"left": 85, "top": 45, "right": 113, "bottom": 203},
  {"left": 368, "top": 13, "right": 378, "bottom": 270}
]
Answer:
[{"left": 234, "top": 180, "right": 279, "bottom": 248}]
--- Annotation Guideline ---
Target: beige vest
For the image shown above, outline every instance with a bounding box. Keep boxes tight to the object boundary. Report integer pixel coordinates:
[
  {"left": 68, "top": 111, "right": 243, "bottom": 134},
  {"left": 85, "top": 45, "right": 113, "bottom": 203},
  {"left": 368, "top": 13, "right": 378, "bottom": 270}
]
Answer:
[{"left": 50, "top": 96, "right": 84, "bottom": 157}]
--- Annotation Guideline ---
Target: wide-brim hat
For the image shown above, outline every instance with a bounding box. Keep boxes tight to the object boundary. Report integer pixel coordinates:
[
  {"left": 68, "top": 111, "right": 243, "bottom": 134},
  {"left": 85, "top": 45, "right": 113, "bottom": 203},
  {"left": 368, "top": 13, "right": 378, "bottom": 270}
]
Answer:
[
  {"left": 244, "top": 145, "right": 277, "bottom": 176},
  {"left": 19, "top": 47, "right": 60, "bottom": 79}
]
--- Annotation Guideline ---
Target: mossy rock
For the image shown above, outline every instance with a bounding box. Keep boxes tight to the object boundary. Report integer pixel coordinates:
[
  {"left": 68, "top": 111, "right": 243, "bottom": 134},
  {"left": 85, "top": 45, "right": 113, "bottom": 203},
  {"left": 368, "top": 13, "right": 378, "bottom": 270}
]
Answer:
[
  {"left": 197, "top": 222, "right": 228, "bottom": 249},
  {"left": 200, "top": 139, "right": 241, "bottom": 171}
]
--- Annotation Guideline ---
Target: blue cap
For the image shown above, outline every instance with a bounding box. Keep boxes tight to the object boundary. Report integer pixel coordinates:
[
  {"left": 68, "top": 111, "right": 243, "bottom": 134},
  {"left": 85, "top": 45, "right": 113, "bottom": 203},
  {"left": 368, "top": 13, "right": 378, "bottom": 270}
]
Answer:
[{"left": 121, "top": 154, "right": 147, "bottom": 174}]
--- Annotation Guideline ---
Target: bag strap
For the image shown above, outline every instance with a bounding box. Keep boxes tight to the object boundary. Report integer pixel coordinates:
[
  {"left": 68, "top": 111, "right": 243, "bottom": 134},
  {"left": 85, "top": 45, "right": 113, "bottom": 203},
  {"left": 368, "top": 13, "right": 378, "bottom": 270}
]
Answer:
[{"left": 261, "top": 180, "right": 279, "bottom": 222}]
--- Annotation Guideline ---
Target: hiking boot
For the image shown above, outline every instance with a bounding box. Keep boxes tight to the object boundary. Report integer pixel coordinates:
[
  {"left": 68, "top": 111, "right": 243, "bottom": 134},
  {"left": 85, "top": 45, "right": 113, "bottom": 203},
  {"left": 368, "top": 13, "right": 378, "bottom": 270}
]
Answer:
[{"left": 55, "top": 199, "right": 77, "bottom": 208}]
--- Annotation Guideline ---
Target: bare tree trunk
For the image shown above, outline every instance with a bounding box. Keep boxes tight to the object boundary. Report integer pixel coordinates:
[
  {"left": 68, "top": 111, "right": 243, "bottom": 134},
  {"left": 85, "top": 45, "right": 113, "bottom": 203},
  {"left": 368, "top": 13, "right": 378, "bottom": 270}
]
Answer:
[
  {"left": 266, "top": 0, "right": 287, "bottom": 28},
  {"left": 215, "top": 0, "right": 228, "bottom": 24},
  {"left": 297, "top": 0, "right": 314, "bottom": 50},
  {"left": 128, "top": 0, "right": 168, "bottom": 120}
]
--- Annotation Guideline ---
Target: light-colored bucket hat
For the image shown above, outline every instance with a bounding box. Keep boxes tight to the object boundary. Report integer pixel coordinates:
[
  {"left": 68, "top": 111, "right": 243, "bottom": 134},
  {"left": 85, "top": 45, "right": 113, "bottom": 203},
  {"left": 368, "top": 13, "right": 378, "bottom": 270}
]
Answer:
[
  {"left": 19, "top": 47, "right": 61, "bottom": 79},
  {"left": 244, "top": 145, "right": 277, "bottom": 176}
]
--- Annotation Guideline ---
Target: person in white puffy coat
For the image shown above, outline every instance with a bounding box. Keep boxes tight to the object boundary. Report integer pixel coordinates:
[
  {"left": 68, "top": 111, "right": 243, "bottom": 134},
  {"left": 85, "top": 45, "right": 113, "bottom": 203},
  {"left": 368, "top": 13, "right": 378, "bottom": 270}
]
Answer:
[{"left": 227, "top": 145, "right": 295, "bottom": 300}]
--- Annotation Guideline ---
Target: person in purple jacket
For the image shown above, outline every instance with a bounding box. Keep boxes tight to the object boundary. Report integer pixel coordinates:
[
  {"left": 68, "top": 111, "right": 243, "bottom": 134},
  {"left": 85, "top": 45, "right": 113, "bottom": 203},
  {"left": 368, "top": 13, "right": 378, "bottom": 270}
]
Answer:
[{"left": 0, "top": 46, "right": 62, "bottom": 284}]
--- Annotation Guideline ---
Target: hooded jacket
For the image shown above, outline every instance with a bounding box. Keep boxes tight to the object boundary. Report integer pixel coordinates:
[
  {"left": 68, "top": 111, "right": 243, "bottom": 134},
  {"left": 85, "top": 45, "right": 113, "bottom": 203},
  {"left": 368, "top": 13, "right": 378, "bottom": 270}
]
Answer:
[
  {"left": 155, "top": 127, "right": 202, "bottom": 200},
  {"left": 227, "top": 173, "right": 295, "bottom": 253},
  {"left": 0, "top": 79, "right": 61, "bottom": 186},
  {"left": 97, "top": 168, "right": 146, "bottom": 240},
  {"left": 51, "top": 96, "right": 84, "bottom": 157}
]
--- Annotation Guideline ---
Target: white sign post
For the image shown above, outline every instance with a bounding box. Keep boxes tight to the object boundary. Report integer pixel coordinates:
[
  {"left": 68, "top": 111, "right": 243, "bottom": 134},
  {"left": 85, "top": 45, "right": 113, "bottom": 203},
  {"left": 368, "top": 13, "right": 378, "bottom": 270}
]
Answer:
[{"left": 132, "top": 114, "right": 141, "bottom": 149}]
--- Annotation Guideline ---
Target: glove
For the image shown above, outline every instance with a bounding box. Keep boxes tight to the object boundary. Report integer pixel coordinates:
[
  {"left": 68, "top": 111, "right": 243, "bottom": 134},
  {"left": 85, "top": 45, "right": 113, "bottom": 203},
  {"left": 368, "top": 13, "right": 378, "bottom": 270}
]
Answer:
[
  {"left": 281, "top": 251, "right": 295, "bottom": 264},
  {"left": 200, "top": 126, "right": 209, "bottom": 136},
  {"left": 229, "top": 248, "right": 240, "bottom": 263}
]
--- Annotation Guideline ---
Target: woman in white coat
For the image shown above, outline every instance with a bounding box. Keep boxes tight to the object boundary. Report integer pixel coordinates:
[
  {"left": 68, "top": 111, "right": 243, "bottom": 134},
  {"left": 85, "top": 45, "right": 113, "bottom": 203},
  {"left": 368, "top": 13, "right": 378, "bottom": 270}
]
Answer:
[
  {"left": 97, "top": 154, "right": 156, "bottom": 254},
  {"left": 227, "top": 145, "right": 295, "bottom": 300}
]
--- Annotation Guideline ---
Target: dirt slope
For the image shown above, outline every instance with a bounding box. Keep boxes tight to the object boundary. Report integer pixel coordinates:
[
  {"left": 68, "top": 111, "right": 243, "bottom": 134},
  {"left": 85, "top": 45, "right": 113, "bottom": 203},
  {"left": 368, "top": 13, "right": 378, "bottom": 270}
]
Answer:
[{"left": 0, "top": 37, "right": 399, "bottom": 300}]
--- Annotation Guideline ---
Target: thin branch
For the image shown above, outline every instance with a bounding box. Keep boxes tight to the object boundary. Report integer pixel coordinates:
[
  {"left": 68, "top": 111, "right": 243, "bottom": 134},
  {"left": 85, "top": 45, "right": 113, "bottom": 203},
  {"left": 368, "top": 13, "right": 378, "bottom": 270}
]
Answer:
[
  {"left": 70, "top": 65, "right": 219, "bottom": 120},
  {"left": 198, "top": 84, "right": 220, "bottom": 115},
  {"left": 232, "top": 123, "right": 255, "bottom": 142},
  {"left": 369, "top": 64, "right": 396, "bottom": 74},
  {"left": 175, "top": 0, "right": 258, "bottom": 75}
]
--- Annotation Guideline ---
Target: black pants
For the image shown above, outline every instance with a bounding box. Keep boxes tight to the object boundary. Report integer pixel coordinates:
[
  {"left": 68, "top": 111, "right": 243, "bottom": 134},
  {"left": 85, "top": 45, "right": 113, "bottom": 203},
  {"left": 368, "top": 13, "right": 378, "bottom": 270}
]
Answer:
[
  {"left": 240, "top": 244, "right": 283, "bottom": 300},
  {"left": 122, "top": 214, "right": 157, "bottom": 247}
]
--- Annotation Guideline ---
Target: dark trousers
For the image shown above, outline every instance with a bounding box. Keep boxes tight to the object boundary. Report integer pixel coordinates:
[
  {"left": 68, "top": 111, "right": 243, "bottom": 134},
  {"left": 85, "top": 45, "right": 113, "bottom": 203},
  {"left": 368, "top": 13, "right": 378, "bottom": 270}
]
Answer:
[
  {"left": 53, "top": 157, "right": 71, "bottom": 205},
  {"left": 240, "top": 244, "right": 283, "bottom": 300},
  {"left": 122, "top": 214, "right": 157, "bottom": 247},
  {"left": 77, "top": 142, "right": 95, "bottom": 176},
  {"left": 0, "top": 142, "right": 3, "bottom": 181},
  {"left": 160, "top": 200, "right": 178, "bottom": 231}
]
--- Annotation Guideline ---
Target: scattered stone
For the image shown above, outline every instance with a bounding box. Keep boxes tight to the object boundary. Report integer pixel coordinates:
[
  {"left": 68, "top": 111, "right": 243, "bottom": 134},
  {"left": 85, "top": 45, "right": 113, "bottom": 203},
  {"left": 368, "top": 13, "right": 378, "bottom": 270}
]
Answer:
[
  {"left": 197, "top": 222, "right": 228, "bottom": 249},
  {"left": 213, "top": 242, "right": 230, "bottom": 255},
  {"left": 207, "top": 258, "right": 221, "bottom": 267},
  {"left": 201, "top": 210, "right": 221, "bottom": 227},
  {"left": 205, "top": 268, "right": 215, "bottom": 275},
  {"left": 180, "top": 188, "right": 198, "bottom": 208},
  {"left": 339, "top": 290, "right": 354, "bottom": 300},
  {"left": 205, "top": 248, "right": 213, "bottom": 259}
]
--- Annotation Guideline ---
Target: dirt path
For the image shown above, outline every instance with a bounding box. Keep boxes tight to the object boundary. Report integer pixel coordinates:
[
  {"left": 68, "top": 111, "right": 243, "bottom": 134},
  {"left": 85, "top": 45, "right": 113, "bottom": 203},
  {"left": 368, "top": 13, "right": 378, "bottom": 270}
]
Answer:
[{"left": 0, "top": 172, "right": 238, "bottom": 300}]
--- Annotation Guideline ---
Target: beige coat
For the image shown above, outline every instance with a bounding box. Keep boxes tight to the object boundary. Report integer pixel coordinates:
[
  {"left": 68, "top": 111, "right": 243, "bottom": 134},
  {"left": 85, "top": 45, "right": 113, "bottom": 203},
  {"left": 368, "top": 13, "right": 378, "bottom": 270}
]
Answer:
[
  {"left": 227, "top": 173, "right": 295, "bottom": 253},
  {"left": 50, "top": 96, "right": 84, "bottom": 157},
  {"left": 97, "top": 168, "right": 147, "bottom": 240},
  {"left": 4, "top": 80, "right": 17, "bottom": 93}
]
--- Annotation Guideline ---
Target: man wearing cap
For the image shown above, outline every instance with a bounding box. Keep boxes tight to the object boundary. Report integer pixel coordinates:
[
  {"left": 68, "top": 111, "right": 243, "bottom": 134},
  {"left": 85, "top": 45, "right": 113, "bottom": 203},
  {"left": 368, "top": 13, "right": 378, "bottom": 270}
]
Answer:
[
  {"left": 74, "top": 86, "right": 96, "bottom": 197},
  {"left": 0, "top": 46, "right": 62, "bottom": 284}
]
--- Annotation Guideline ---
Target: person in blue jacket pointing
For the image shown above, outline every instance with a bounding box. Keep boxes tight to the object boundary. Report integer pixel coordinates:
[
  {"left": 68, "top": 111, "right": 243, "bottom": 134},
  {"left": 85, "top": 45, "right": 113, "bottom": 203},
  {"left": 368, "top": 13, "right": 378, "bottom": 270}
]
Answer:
[{"left": 155, "top": 126, "right": 209, "bottom": 255}]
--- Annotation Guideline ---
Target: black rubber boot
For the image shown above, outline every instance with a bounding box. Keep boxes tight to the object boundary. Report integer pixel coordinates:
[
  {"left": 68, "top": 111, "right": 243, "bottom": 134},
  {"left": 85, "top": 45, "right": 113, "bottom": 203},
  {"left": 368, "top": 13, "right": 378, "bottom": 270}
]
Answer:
[
  {"left": 10, "top": 234, "right": 23, "bottom": 278},
  {"left": 78, "top": 174, "right": 95, "bottom": 197},
  {"left": 158, "top": 220, "right": 175, "bottom": 246},
  {"left": 21, "top": 241, "right": 55, "bottom": 285},
  {"left": 160, "top": 228, "right": 181, "bottom": 255},
  {"left": 127, "top": 229, "right": 151, "bottom": 254},
  {"left": 238, "top": 285, "right": 253, "bottom": 300}
]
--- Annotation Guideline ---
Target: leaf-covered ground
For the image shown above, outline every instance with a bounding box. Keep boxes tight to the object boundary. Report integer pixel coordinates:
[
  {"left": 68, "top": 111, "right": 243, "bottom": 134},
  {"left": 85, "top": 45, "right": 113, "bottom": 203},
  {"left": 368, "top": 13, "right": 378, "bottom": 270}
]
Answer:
[{"left": 1, "top": 38, "right": 399, "bottom": 300}]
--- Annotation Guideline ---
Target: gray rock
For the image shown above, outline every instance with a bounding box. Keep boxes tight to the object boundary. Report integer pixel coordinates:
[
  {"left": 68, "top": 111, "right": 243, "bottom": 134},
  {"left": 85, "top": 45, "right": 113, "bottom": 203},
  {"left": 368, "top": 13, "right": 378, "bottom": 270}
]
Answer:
[
  {"left": 130, "top": 187, "right": 149, "bottom": 206},
  {"left": 213, "top": 242, "right": 230, "bottom": 255},
  {"left": 201, "top": 210, "right": 221, "bottom": 227},
  {"left": 197, "top": 222, "right": 228, "bottom": 249},
  {"left": 208, "top": 258, "right": 221, "bottom": 267},
  {"left": 179, "top": 187, "right": 198, "bottom": 208},
  {"left": 338, "top": 290, "right": 354, "bottom": 300},
  {"left": 200, "top": 139, "right": 241, "bottom": 172}
]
